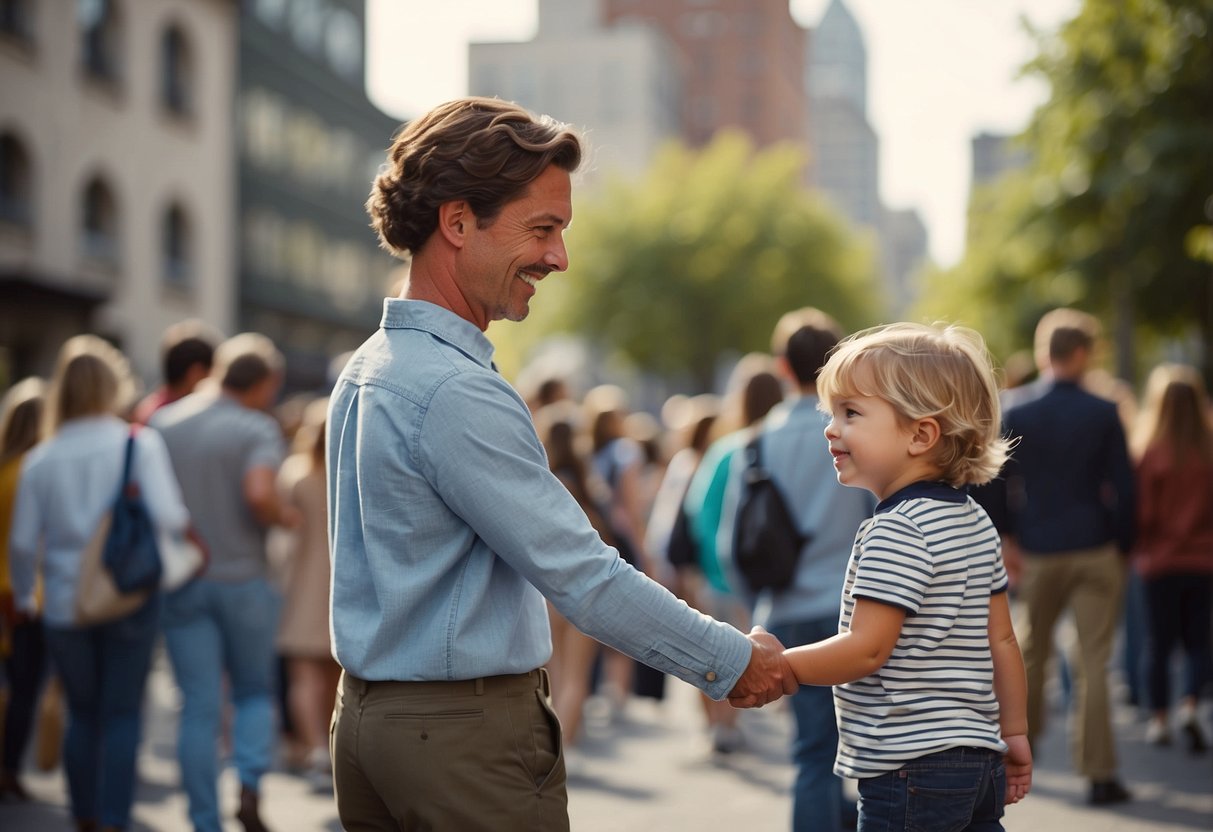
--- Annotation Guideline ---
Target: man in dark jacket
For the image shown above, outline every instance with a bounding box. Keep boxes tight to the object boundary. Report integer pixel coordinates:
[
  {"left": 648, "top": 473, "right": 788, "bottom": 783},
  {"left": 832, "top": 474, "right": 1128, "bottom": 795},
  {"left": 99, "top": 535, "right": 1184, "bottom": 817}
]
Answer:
[{"left": 997, "top": 308, "right": 1135, "bottom": 806}]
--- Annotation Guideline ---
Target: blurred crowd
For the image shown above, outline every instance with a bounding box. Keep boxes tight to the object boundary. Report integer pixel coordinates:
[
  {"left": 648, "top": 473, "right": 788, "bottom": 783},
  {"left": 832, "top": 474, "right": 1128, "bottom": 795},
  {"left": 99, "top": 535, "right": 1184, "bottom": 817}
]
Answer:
[{"left": 0, "top": 304, "right": 1210, "bottom": 831}]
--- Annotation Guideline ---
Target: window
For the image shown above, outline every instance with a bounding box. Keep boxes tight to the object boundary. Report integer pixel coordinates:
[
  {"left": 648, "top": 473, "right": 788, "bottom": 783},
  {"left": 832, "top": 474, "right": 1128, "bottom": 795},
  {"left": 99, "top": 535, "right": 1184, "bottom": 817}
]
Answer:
[
  {"left": 161, "top": 24, "right": 192, "bottom": 115},
  {"left": 0, "top": 132, "right": 32, "bottom": 226},
  {"left": 78, "top": 0, "right": 122, "bottom": 82},
  {"left": 0, "top": 0, "right": 34, "bottom": 41},
  {"left": 80, "top": 175, "right": 119, "bottom": 264},
  {"left": 162, "top": 202, "right": 191, "bottom": 285}
]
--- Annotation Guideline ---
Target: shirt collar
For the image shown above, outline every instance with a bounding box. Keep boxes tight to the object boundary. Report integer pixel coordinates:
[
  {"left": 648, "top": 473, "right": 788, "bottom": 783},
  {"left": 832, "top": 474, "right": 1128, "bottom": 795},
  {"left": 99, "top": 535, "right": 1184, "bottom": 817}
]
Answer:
[
  {"left": 874, "top": 480, "right": 966, "bottom": 514},
  {"left": 381, "top": 298, "right": 497, "bottom": 370}
]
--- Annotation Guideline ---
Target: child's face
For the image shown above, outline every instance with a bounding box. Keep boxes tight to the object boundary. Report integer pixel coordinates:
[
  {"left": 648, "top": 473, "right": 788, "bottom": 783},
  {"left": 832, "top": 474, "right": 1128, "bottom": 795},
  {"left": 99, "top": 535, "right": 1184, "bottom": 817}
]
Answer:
[{"left": 824, "top": 390, "right": 921, "bottom": 501}]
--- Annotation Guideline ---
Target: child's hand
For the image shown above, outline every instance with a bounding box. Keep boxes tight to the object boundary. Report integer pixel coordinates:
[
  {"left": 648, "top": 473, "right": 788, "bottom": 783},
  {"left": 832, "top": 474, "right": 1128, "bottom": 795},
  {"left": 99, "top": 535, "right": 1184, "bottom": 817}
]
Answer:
[{"left": 1003, "top": 734, "right": 1032, "bottom": 805}]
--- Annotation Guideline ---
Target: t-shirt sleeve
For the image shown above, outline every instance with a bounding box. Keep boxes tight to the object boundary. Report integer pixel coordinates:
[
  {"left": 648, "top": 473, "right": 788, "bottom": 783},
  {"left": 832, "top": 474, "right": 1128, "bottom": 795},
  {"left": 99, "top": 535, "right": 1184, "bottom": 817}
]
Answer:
[
  {"left": 244, "top": 413, "right": 286, "bottom": 474},
  {"left": 990, "top": 534, "right": 1009, "bottom": 595},
  {"left": 850, "top": 512, "right": 933, "bottom": 613}
]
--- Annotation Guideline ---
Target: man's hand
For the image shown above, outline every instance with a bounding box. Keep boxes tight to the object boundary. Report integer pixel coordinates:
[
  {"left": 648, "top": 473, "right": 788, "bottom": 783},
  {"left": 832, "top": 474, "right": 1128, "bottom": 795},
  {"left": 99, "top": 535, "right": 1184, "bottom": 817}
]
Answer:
[
  {"left": 726, "top": 625, "right": 798, "bottom": 708},
  {"left": 1003, "top": 734, "right": 1032, "bottom": 805}
]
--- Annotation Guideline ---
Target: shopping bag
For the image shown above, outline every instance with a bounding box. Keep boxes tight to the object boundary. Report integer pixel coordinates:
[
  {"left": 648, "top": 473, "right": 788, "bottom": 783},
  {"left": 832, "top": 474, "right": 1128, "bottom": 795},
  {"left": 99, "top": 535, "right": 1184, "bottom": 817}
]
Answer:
[
  {"left": 74, "top": 430, "right": 158, "bottom": 626},
  {"left": 101, "top": 435, "right": 162, "bottom": 593},
  {"left": 75, "top": 509, "right": 151, "bottom": 626}
]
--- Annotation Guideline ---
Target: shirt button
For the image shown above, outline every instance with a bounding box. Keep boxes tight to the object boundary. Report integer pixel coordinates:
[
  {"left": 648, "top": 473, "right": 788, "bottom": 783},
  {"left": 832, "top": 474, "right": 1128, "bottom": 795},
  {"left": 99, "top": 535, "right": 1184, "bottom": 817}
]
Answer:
[{"left": 705, "top": 671, "right": 717, "bottom": 682}]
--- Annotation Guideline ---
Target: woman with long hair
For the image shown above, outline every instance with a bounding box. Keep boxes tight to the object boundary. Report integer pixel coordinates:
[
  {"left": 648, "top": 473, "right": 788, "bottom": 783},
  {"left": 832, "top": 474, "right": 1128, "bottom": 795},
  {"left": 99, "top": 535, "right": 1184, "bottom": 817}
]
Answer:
[
  {"left": 1131, "top": 363, "right": 1213, "bottom": 752},
  {"left": 534, "top": 400, "right": 614, "bottom": 775},
  {"left": 275, "top": 397, "right": 341, "bottom": 786},
  {"left": 0, "top": 377, "right": 47, "bottom": 800},
  {"left": 9, "top": 336, "right": 190, "bottom": 831}
]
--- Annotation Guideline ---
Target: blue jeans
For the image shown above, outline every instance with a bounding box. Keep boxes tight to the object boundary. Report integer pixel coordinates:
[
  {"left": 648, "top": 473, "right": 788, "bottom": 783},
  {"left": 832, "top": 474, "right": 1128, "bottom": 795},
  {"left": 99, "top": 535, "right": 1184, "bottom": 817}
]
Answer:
[
  {"left": 44, "top": 598, "right": 160, "bottom": 829},
  {"left": 772, "top": 617, "right": 855, "bottom": 832},
  {"left": 162, "top": 577, "right": 281, "bottom": 832},
  {"left": 857, "top": 747, "right": 1005, "bottom": 832}
]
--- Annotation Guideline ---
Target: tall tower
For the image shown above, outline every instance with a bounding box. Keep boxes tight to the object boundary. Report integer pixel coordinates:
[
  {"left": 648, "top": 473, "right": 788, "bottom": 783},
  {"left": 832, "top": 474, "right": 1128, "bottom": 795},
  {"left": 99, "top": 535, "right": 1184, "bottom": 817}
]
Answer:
[{"left": 806, "top": 0, "right": 880, "bottom": 229}]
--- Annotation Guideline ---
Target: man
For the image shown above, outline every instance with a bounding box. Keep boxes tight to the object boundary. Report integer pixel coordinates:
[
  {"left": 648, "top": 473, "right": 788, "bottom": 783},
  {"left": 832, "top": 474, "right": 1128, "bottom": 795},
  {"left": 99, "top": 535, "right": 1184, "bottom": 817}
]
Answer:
[
  {"left": 133, "top": 319, "right": 220, "bottom": 424},
  {"left": 995, "top": 308, "right": 1135, "bottom": 805},
  {"left": 718, "top": 308, "right": 875, "bottom": 831},
  {"left": 151, "top": 333, "right": 296, "bottom": 832},
  {"left": 327, "top": 97, "right": 795, "bottom": 831}
]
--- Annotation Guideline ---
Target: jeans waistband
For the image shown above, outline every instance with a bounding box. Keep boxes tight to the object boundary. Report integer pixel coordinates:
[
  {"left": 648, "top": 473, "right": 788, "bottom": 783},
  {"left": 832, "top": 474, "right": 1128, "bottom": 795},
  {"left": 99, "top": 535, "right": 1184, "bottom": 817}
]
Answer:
[
  {"left": 342, "top": 667, "right": 549, "bottom": 698},
  {"left": 901, "top": 746, "right": 1001, "bottom": 769}
]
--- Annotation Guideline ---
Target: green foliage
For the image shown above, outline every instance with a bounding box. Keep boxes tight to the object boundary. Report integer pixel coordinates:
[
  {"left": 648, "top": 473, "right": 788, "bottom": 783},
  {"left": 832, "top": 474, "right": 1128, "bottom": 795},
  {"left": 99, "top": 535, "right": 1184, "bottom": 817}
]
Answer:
[
  {"left": 921, "top": 0, "right": 1213, "bottom": 380},
  {"left": 546, "top": 132, "right": 878, "bottom": 390}
]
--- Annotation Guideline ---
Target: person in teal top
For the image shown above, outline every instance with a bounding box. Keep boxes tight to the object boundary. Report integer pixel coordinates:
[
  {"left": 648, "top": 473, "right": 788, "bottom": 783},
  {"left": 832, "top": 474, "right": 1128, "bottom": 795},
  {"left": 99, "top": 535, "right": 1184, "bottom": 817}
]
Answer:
[{"left": 680, "top": 359, "right": 785, "bottom": 753}]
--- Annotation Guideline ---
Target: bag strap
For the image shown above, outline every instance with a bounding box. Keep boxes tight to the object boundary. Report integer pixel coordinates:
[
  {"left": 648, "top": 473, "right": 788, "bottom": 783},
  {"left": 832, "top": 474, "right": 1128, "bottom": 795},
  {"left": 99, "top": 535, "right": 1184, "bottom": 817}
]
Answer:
[
  {"left": 745, "top": 432, "right": 763, "bottom": 470},
  {"left": 121, "top": 425, "right": 139, "bottom": 495}
]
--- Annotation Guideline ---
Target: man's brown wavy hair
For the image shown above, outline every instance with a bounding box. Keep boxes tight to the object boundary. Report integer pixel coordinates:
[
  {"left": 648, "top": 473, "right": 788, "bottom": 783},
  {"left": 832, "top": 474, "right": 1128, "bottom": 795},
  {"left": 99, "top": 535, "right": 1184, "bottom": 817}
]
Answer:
[{"left": 366, "top": 97, "right": 582, "bottom": 258}]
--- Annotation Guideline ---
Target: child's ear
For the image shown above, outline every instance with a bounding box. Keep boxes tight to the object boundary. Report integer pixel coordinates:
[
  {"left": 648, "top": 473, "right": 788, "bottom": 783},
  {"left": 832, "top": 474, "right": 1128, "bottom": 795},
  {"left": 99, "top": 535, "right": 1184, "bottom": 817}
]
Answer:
[{"left": 907, "top": 417, "right": 941, "bottom": 457}]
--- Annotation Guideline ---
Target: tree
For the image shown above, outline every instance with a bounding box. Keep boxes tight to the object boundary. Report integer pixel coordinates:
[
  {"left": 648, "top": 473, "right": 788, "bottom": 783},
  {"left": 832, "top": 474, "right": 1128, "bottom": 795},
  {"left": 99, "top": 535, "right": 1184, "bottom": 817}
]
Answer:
[
  {"left": 541, "top": 132, "right": 878, "bottom": 391},
  {"left": 919, "top": 0, "right": 1213, "bottom": 383}
]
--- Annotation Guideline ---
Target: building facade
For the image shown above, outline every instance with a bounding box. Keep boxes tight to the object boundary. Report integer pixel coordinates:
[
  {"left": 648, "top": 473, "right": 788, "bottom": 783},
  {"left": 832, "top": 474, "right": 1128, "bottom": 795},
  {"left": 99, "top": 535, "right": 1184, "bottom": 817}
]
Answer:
[
  {"left": 0, "top": 0, "right": 237, "bottom": 387},
  {"left": 603, "top": 0, "right": 808, "bottom": 150},
  {"left": 238, "top": 0, "right": 400, "bottom": 391},
  {"left": 469, "top": 0, "right": 680, "bottom": 182}
]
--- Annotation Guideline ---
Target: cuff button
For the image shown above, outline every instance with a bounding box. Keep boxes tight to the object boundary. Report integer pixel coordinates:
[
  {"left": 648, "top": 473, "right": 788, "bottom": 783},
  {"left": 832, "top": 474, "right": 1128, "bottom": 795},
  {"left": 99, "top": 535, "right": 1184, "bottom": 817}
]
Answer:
[{"left": 705, "top": 671, "right": 717, "bottom": 682}]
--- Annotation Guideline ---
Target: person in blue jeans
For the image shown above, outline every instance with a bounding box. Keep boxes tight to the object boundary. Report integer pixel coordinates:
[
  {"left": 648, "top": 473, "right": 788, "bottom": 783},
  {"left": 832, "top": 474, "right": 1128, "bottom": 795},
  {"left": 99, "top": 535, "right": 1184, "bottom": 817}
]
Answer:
[
  {"left": 779, "top": 323, "right": 1033, "bottom": 830},
  {"left": 9, "top": 335, "right": 191, "bottom": 831},
  {"left": 718, "top": 309, "right": 875, "bottom": 830},
  {"left": 151, "top": 333, "right": 296, "bottom": 832}
]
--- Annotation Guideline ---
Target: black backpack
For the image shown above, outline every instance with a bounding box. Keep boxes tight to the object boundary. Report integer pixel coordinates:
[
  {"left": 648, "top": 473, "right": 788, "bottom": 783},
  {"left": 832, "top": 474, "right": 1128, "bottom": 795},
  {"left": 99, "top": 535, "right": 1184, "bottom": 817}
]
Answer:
[{"left": 732, "top": 433, "right": 809, "bottom": 593}]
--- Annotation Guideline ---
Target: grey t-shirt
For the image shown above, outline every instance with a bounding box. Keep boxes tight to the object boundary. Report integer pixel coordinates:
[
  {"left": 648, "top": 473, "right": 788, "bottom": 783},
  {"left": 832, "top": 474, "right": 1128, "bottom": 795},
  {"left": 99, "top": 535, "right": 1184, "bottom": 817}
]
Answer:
[{"left": 151, "top": 391, "right": 285, "bottom": 583}]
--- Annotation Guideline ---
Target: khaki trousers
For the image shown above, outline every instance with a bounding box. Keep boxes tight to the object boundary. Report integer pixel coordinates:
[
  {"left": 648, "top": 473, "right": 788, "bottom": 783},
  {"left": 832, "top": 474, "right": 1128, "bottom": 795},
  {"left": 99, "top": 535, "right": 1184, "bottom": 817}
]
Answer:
[
  {"left": 1019, "top": 543, "right": 1125, "bottom": 780},
  {"left": 331, "top": 668, "right": 567, "bottom": 832}
]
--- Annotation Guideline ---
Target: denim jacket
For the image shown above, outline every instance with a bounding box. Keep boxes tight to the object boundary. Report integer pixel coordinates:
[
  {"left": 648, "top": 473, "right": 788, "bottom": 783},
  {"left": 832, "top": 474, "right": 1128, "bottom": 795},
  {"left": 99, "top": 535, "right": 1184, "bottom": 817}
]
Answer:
[{"left": 326, "top": 300, "right": 749, "bottom": 698}]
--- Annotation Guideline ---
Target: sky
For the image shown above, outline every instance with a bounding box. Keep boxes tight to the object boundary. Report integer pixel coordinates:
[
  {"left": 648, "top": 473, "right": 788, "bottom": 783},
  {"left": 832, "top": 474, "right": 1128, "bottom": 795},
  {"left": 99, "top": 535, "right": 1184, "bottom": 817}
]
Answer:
[{"left": 365, "top": 0, "right": 1081, "bottom": 268}]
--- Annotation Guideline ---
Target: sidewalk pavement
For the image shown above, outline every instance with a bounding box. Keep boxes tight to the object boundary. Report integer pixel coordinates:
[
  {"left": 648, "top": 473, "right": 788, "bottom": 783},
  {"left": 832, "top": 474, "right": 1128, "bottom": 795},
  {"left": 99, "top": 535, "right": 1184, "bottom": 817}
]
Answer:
[{"left": 1, "top": 647, "right": 1210, "bottom": 831}]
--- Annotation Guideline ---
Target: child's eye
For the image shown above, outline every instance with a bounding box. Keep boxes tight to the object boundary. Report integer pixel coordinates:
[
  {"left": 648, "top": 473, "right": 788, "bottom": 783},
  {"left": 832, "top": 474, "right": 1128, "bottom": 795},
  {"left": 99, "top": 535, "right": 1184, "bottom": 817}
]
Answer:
[{"left": 845, "top": 408, "right": 859, "bottom": 418}]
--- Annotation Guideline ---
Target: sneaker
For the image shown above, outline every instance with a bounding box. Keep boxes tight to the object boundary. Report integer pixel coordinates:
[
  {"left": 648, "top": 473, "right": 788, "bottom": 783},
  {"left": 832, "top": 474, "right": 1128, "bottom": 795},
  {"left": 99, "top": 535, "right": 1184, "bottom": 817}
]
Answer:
[
  {"left": 236, "top": 785, "right": 271, "bottom": 832},
  {"left": 1181, "top": 717, "right": 1208, "bottom": 754},
  {"left": 563, "top": 747, "right": 589, "bottom": 779},
  {"left": 1088, "top": 779, "right": 1131, "bottom": 806},
  {"left": 710, "top": 724, "right": 745, "bottom": 755},
  {"left": 1145, "top": 718, "right": 1171, "bottom": 746}
]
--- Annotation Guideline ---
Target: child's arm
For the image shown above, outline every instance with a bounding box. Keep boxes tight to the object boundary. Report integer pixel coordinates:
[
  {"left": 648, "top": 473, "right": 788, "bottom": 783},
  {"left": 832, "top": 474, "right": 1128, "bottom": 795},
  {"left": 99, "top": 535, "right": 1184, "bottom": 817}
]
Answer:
[
  {"left": 783, "top": 599, "right": 905, "bottom": 685},
  {"left": 989, "top": 590, "right": 1032, "bottom": 804}
]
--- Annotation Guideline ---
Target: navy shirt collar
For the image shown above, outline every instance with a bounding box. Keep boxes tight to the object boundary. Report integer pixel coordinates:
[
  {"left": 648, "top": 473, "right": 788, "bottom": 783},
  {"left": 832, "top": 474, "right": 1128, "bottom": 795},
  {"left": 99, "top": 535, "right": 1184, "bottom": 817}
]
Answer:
[{"left": 875, "top": 480, "right": 966, "bottom": 514}]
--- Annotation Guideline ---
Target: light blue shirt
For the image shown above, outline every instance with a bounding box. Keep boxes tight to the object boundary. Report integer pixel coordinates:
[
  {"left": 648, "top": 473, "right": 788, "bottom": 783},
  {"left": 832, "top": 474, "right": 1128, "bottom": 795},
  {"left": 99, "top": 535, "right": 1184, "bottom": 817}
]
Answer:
[
  {"left": 718, "top": 396, "right": 875, "bottom": 627},
  {"left": 9, "top": 416, "right": 190, "bottom": 627},
  {"left": 326, "top": 299, "right": 750, "bottom": 697}
]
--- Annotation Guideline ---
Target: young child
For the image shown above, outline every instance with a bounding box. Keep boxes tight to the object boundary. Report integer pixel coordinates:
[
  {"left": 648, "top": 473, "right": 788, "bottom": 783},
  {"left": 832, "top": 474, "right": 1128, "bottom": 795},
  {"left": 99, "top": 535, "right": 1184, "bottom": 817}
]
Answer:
[{"left": 782, "top": 322, "right": 1032, "bottom": 830}]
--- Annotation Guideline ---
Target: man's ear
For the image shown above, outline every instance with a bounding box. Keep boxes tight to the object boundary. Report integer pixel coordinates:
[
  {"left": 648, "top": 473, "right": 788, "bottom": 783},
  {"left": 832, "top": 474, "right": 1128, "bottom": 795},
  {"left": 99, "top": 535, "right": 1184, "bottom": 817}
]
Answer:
[
  {"left": 437, "top": 200, "right": 470, "bottom": 248},
  {"left": 907, "top": 417, "right": 941, "bottom": 457}
]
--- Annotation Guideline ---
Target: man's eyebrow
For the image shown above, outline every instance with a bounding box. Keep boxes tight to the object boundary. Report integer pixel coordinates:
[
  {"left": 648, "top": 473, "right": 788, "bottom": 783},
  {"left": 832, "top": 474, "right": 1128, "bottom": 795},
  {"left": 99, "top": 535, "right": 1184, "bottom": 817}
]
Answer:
[{"left": 531, "top": 213, "right": 570, "bottom": 227}]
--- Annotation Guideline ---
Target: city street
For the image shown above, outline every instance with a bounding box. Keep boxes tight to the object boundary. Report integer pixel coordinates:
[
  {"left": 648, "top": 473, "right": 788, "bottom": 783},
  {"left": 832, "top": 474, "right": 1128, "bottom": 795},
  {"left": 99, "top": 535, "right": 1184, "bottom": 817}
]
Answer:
[{"left": 2, "top": 645, "right": 1211, "bottom": 831}]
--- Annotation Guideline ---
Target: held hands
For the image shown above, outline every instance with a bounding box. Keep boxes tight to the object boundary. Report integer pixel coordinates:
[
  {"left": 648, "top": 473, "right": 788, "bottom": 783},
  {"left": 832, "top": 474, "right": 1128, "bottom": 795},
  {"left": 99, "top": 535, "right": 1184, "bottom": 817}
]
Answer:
[
  {"left": 727, "top": 625, "right": 799, "bottom": 708},
  {"left": 1003, "top": 734, "right": 1033, "bottom": 805}
]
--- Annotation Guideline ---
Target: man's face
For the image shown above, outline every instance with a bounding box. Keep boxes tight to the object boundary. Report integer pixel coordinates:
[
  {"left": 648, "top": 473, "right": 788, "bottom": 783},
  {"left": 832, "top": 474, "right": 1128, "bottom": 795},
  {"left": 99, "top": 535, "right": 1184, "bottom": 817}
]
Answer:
[{"left": 457, "top": 164, "right": 572, "bottom": 329}]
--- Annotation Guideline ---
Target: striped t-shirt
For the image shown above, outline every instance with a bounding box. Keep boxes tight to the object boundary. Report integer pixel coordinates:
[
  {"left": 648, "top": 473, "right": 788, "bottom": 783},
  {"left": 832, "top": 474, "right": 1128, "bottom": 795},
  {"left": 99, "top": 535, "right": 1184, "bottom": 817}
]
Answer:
[{"left": 833, "top": 480, "right": 1009, "bottom": 779}]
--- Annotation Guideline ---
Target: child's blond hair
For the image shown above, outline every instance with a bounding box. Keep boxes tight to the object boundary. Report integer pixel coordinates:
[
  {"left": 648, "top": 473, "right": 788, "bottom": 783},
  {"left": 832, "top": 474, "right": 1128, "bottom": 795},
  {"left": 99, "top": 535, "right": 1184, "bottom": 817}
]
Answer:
[{"left": 817, "top": 322, "right": 1011, "bottom": 487}]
